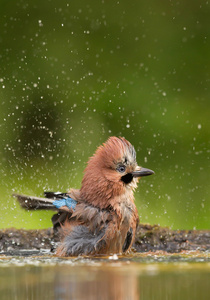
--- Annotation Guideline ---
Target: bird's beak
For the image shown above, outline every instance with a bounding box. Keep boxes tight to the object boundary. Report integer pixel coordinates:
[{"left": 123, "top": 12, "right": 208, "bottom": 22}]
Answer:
[{"left": 132, "top": 167, "right": 154, "bottom": 177}]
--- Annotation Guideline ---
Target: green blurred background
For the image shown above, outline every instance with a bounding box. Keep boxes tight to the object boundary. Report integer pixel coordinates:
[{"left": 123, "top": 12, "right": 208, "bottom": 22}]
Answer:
[{"left": 0, "top": 0, "right": 209, "bottom": 230}]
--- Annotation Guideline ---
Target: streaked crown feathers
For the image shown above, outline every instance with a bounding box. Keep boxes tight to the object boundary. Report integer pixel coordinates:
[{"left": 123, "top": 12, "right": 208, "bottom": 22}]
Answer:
[{"left": 90, "top": 136, "right": 137, "bottom": 168}]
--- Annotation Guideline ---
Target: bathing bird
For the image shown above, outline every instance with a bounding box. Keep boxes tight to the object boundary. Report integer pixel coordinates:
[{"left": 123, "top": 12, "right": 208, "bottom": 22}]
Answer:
[{"left": 14, "top": 136, "right": 154, "bottom": 256}]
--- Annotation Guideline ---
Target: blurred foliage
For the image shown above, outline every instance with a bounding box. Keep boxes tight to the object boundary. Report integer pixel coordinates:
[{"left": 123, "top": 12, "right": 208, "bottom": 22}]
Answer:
[{"left": 0, "top": 0, "right": 209, "bottom": 229}]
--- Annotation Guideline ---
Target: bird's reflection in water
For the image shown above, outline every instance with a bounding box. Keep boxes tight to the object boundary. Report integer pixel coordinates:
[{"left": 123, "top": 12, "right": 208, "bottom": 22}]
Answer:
[
  {"left": 54, "top": 265, "right": 139, "bottom": 300},
  {"left": 1, "top": 261, "right": 209, "bottom": 300}
]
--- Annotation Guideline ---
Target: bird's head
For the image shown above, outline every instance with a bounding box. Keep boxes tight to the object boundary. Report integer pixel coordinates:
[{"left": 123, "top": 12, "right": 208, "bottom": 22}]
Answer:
[{"left": 80, "top": 136, "right": 154, "bottom": 208}]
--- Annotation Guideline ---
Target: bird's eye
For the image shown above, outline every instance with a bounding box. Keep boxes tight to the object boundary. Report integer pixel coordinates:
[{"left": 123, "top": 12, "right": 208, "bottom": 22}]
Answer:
[{"left": 117, "top": 165, "right": 126, "bottom": 173}]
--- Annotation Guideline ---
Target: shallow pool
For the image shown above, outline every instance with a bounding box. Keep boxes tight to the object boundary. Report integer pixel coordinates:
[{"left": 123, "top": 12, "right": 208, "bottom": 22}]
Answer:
[{"left": 0, "top": 252, "right": 209, "bottom": 300}]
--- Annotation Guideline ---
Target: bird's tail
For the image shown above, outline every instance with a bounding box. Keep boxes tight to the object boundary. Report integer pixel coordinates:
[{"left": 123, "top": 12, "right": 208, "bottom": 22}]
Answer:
[
  {"left": 13, "top": 192, "right": 77, "bottom": 233},
  {"left": 13, "top": 193, "right": 57, "bottom": 210},
  {"left": 13, "top": 192, "right": 77, "bottom": 211}
]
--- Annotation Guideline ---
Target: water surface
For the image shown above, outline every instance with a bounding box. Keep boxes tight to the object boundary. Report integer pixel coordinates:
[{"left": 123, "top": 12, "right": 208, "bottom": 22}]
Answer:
[{"left": 0, "top": 253, "right": 209, "bottom": 300}]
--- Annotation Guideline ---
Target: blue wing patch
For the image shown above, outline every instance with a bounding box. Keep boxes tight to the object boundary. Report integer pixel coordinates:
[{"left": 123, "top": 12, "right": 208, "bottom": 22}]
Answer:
[{"left": 53, "top": 196, "right": 77, "bottom": 211}]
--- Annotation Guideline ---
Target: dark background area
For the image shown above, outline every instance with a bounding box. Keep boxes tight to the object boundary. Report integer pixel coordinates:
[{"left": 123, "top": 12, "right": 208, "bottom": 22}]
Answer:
[{"left": 0, "top": 0, "right": 209, "bottom": 229}]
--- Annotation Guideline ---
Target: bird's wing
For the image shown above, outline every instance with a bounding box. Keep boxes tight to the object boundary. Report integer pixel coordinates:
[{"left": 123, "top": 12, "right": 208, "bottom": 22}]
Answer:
[
  {"left": 56, "top": 203, "right": 121, "bottom": 256},
  {"left": 57, "top": 200, "right": 140, "bottom": 256}
]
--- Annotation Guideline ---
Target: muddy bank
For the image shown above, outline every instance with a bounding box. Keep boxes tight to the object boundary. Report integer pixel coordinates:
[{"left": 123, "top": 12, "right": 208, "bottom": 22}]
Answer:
[
  {"left": 0, "top": 224, "right": 209, "bottom": 255},
  {"left": 134, "top": 224, "right": 210, "bottom": 252}
]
